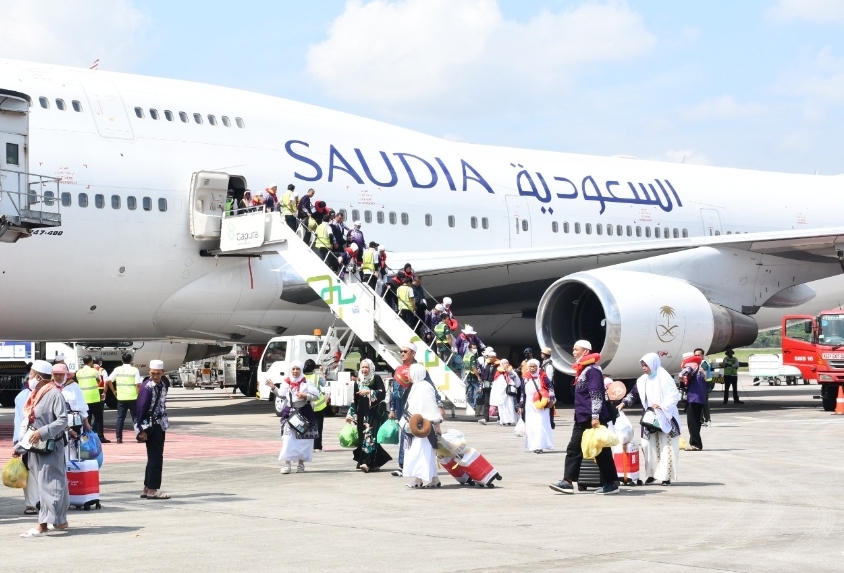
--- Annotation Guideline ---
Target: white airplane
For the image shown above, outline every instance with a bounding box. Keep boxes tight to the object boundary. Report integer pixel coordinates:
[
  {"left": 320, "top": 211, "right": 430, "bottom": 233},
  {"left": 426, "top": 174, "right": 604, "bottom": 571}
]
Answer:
[{"left": 2, "top": 58, "right": 844, "bottom": 379}]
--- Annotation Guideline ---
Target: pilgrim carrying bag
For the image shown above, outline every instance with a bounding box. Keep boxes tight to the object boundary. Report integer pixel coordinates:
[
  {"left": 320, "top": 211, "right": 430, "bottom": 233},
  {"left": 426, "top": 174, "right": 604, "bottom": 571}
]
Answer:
[
  {"left": 505, "top": 382, "right": 519, "bottom": 397},
  {"left": 640, "top": 407, "right": 662, "bottom": 432},
  {"left": 287, "top": 409, "right": 311, "bottom": 436}
]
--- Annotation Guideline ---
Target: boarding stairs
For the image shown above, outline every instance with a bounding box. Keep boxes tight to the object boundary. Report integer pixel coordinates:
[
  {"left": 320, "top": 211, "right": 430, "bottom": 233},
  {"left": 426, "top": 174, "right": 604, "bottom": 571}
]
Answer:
[
  {"left": 215, "top": 208, "right": 469, "bottom": 411},
  {"left": 0, "top": 168, "right": 62, "bottom": 243}
]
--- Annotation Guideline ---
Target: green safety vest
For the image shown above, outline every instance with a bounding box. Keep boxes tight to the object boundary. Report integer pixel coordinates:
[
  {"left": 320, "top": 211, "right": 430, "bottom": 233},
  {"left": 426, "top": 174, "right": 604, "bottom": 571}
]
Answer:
[
  {"left": 463, "top": 352, "right": 478, "bottom": 374},
  {"left": 225, "top": 197, "right": 235, "bottom": 215},
  {"left": 361, "top": 249, "right": 377, "bottom": 273},
  {"left": 315, "top": 222, "right": 332, "bottom": 249},
  {"left": 434, "top": 323, "right": 450, "bottom": 344},
  {"left": 397, "top": 285, "right": 414, "bottom": 312},
  {"left": 113, "top": 365, "right": 140, "bottom": 401},
  {"left": 280, "top": 191, "right": 296, "bottom": 216},
  {"left": 723, "top": 356, "right": 739, "bottom": 376},
  {"left": 307, "top": 373, "right": 327, "bottom": 412},
  {"left": 76, "top": 365, "right": 101, "bottom": 404}
]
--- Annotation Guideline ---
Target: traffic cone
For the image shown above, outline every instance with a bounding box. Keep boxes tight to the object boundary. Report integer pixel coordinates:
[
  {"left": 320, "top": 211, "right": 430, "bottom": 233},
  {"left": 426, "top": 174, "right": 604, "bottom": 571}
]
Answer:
[{"left": 834, "top": 386, "right": 844, "bottom": 415}]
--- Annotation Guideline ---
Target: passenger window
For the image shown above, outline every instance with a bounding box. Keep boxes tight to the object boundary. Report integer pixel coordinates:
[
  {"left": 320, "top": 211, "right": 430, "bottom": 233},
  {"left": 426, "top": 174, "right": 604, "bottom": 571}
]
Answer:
[
  {"left": 56, "top": 99, "right": 66, "bottom": 111},
  {"left": 448, "top": 215, "right": 455, "bottom": 228},
  {"left": 672, "top": 228, "right": 678, "bottom": 238},
  {"left": 134, "top": 107, "right": 144, "bottom": 118},
  {"left": 606, "top": 224, "right": 613, "bottom": 236},
  {"left": 208, "top": 115, "right": 217, "bottom": 126},
  {"left": 179, "top": 112, "right": 188, "bottom": 123},
  {"left": 261, "top": 341, "right": 288, "bottom": 372},
  {"left": 364, "top": 210, "right": 372, "bottom": 224},
  {"left": 111, "top": 195, "right": 121, "bottom": 209},
  {"left": 575, "top": 222, "right": 581, "bottom": 234},
  {"left": 654, "top": 227, "right": 661, "bottom": 238},
  {"left": 563, "top": 222, "right": 570, "bottom": 233},
  {"left": 235, "top": 117, "right": 245, "bottom": 128},
  {"left": 616, "top": 225, "right": 623, "bottom": 236},
  {"left": 471, "top": 216, "right": 478, "bottom": 229},
  {"left": 401, "top": 212, "right": 409, "bottom": 225},
  {"left": 43, "top": 191, "right": 55, "bottom": 206},
  {"left": 635, "top": 226, "right": 642, "bottom": 237},
  {"left": 682, "top": 228, "right": 689, "bottom": 238},
  {"left": 626, "top": 225, "right": 632, "bottom": 236},
  {"left": 552, "top": 221, "right": 558, "bottom": 233},
  {"left": 726, "top": 231, "right": 732, "bottom": 235},
  {"left": 481, "top": 217, "right": 489, "bottom": 229},
  {"left": 389, "top": 212, "right": 397, "bottom": 225},
  {"left": 351, "top": 209, "right": 360, "bottom": 222},
  {"left": 95, "top": 194, "right": 105, "bottom": 209},
  {"left": 425, "top": 214, "right": 432, "bottom": 227},
  {"left": 222, "top": 116, "right": 231, "bottom": 127},
  {"left": 72, "top": 100, "right": 82, "bottom": 112},
  {"left": 377, "top": 211, "right": 384, "bottom": 224},
  {"left": 158, "top": 198, "right": 168, "bottom": 212},
  {"left": 193, "top": 113, "right": 203, "bottom": 124},
  {"left": 645, "top": 226, "right": 651, "bottom": 238},
  {"left": 6, "top": 142, "right": 19, "bottom": 165},
  {"left": 78, "top": 193, "right": 88, "bottom": 208},
  {"left": 150, "top": 109, "right": 159, "bottom": 120},
  {"left": 521, "top": 219, "right": 529, "bottom": 232},
  {"left": 61, "top": 192, "right": 71, "bottom": 207},
  {"left": 339, "top": 209, "right": 347, "bottom": 220},
  {"left": 596, "top": 223, "right": 603, "bottom": 235},
  {"left": 714, "top": 230, "right": 721, "bottom": 236},
  {"left": 585, "top": 223, "right": 592, "bottom": 235},
  {"left": 143, "top": 197, "right": 152, "bottom": 211},
  {"left": 127, "top": 196, "right": 137, "bottom": 210},
  {"left": 39, "top": 97, "right": 49, "bottom": 109},
  {"left": 164, "top": 110, "right": 174, "bottom": 121}
]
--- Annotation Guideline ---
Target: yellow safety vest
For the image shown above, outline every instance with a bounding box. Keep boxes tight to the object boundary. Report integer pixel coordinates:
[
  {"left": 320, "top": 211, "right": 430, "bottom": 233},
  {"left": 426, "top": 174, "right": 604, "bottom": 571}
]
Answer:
[
  {"left": 315, "top": 222, "right": 332, "bottom": 249},
  {"left": 76, "top": 365, "right": 101, "bottom": 404},
  {"left": 113, "top": 364, "right": 140, "bottom": 401},
  {"left": 723, "top": 356, "right": 739, "bottom": 376},
  {"left": 397, "top": 285, "right": 414, "bottom": 312},
  {"left": 280, "top": 191, "right": 297, "bottom": 216},
  {"left": 307, "top": 373, "right": 327, "bottom": 412},
  {"left": 361, "top": 249, "right": 377, "bottom": 273}
]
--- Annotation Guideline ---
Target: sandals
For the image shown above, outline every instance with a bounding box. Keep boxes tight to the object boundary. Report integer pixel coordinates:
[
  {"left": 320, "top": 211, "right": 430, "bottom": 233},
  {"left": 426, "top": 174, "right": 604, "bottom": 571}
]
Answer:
[
  {"left": 405, "top": 479, "right": 424, "bottom": 489},
  {"left": 20, "top": 528, "right": 48, "bottom": 538},
  {"left": 24, "top": 507, "right": 37, "bottom": 515},
  {"left": 425, "top": 479, "right": 442, "bottom": 488},
  {"left": 147, "top": 491, "right": 171, "bottom": 499},
  {"left": 359, "top": 464, "right": 369, "bottom": 473}
]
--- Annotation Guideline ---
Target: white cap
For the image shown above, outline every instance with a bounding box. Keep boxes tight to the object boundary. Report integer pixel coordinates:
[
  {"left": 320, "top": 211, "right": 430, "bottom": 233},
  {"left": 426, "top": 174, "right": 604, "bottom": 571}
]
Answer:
[
  {"left": 443, "top": 297, "right": 452, "bottom": 306},
  {"left": 573, "top": 339, "right": 592, "bottom": 351},
  {"left": 149, "top": 359, "right": 165, "bottom": 371},
  {"left": 435, "top": 304, "right": 444, "bottom": 312},
  {"left": 462, "top": 324, "right": 476, "bottom": 335},
  {"left": 400, "top": 341, "right": 417, "bottom": 353},
  {"left": 483, "top": 347, "right": 495, "bottom": 356},
  {"left": 354, "top": 220, "right": 361, "bottom": 227},
  {"left": 378, "top": 245, "right": 386, "bottom": 252},
  {"left": 31, "top": 360, "right": 53, "bottom": 375},
  {"left": 349, "top": 243, "right": 359, "bottom": 252},
  {"left": 53, "top": 353, "right": 66, "bottom": 362}
]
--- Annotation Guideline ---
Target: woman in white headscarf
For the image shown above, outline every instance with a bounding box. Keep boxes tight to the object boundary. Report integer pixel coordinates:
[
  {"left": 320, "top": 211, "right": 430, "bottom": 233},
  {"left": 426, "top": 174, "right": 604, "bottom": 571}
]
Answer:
[
  {"left": 266, "top": 361, "right": 319, "bottom": 474},
  {"left": 618, "top": 352, "right": 681, "bottom": 485},
  {"left": 520, "top": 359, "right": 554, "bottom": 453},
  {"left": 490, "top": 359, "right": 520, "bottom": 425},
  {"left": 402, "top": 363, "right": 443, "bottom": 488},
  {"left": 346, "top": 358, "right": 392, "bottom": 472}
]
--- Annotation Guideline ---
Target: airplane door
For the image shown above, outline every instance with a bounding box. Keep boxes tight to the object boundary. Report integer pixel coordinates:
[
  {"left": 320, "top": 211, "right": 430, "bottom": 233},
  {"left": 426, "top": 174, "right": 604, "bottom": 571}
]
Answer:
[
  {"left": 189, "top": 171, "right": 229, "bottom": 239},
  {"left": 700, "top": 208, "right": 722, "bottom": 236},
  {"left": 505, "top": 195, "right": 532, "bottom": 248},
  {"left": 76, "top": 74, "right": 134, "bottom": 140},
  {"left": 0, "top": 91, "right": 29, "bottom": 211}
]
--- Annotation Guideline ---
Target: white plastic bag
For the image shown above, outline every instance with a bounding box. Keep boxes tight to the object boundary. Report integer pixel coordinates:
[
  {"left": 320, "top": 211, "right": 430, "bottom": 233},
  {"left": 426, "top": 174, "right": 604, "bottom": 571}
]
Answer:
[
  {"left": 513, "top": 418, "right": 526, "bottom": 438},
  {"left": 613, "top": 411, "right": 634, "bottom": 444}
]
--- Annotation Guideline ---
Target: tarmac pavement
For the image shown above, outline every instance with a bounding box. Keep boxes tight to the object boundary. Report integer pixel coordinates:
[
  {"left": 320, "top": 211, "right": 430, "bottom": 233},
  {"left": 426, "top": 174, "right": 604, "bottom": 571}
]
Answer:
[{"left": 1, "top": 375, "right": 843, "bottom": 572}]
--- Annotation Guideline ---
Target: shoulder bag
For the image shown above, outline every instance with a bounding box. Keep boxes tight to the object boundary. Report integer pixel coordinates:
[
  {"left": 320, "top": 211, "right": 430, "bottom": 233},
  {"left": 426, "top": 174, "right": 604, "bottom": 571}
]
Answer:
[
  {"left": 640, "top": 407, "right": 662, "bottom": 432},
  {"left": 21, "top": 426, "right": 57, "bottom": 454},
  {"left": 286, "top": 389, "right": 311, "bottom": 436}
]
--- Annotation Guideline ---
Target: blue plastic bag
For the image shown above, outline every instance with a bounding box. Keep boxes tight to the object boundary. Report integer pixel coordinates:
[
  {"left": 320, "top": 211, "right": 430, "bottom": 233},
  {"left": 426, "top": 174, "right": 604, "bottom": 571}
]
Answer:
[
  {"left": 95, "top": 450, "right": 104, "bottom": 468},
  {"left": 79, "top": 430, "right": 102, "bottom": 461},
  {"left": 376, "top": 419, "right": 400, "bottom": 445}
]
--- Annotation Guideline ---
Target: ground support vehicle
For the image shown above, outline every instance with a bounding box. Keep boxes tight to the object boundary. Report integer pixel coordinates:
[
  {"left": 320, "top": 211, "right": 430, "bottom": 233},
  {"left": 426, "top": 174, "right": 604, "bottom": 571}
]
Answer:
[
  {"left": 781, "top": 311, "right": 844, "bottom": 410},
  {"left": 748, "top": 353, "right": 803, "bottom": 386}
]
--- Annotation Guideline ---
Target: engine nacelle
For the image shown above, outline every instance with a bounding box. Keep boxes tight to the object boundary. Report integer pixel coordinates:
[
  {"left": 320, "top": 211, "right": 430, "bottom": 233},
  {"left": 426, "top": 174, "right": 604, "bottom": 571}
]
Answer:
[{"left": 536, "top": 269, "right": 758, "bottom": 378}]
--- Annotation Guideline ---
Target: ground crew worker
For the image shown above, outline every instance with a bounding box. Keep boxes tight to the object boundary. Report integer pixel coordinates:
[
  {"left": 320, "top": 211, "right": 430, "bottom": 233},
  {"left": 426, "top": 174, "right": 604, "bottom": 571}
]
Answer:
[
  {"left": 722, "top": 348, "right": 743, "bottom": 405},
  {"left": 361, "top": 242, "right": 379, "bottom": 288},
  {"left": 280, "top": 183, "right": 298, "bottom": 231},
  {"left": 78, "top": 355, "right": 111, "bottom": 443},
  {"left": 109, "top": 352, "right": 142, "bottom": 443},
  {"left": 397, "top": 276, "right": 417, "bottom": 330},
  {"left": 223, "top": 191, "right": 236, "bottom": 216},
  {"left": 433, "top": 312, "right": 454, "bottom": 364},
  {"left": 463, "top": 344, "right": 481, "bottom": 409},
  {"left": 314, "top": 215, "right": 337, "bottom": 271},
  {"left": 304, "top": 360, "right": 327, "bottom": 451}
]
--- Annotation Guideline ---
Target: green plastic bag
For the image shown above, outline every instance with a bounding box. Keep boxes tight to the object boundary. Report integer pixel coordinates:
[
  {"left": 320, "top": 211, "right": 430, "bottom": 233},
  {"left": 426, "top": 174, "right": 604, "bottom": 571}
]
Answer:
[
  {"left": 377, "top": 419, "right": 400, "bottom": 445},
  {"left": 581, "top": 425, "right": 620, "bottom": 460},
  {"left": 339, "top": 423, "right": 359, "bottom": 448},
  {"left": 2, "top": 457, "right": 28, "bottom": 489}
]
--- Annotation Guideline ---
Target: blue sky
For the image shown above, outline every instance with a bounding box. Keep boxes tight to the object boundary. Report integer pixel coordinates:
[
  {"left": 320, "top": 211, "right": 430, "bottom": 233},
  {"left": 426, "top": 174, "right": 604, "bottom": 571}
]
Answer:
[{"left": 6, "top": 0, "right": 844, "bottom": 174}]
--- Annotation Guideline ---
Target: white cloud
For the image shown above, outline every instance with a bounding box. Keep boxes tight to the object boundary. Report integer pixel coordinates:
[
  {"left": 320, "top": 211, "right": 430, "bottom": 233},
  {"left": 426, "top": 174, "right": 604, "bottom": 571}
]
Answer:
[
  {"left": 681, "top": 95, "right": 766, "bottom": 121},
  {"left": 306, "top": 0, "right": 656, "bottom": 114},
  {"left": 0, "top": 0, "right": 147, "bottom": 70},
  {"left": 661, "top": 149, "right": 711, "bottom": 165},
  {"left": 767, "top": 0, "right": 844, "bottom": 24},
  {"left": 777, "top": 47, "right": 844, "bottom": 103},
  {"left": 777, "top": 131, "right": 814, "bottom": 151}
]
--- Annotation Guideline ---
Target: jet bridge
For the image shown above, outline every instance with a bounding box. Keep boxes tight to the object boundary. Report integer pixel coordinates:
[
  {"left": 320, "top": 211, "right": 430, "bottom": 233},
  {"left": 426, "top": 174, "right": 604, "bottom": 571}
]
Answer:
[{"left": 212, "top": 207, "right": 470, "bottom": 411}]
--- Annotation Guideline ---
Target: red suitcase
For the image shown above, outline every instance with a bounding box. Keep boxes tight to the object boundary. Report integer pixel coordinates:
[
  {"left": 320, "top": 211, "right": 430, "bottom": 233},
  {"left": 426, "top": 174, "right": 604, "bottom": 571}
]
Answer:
[
  {"left": 457, "top": 448, "right": 502, "bottom": 488},
  {"left": 438, "top": 456, "right": 473, "bottom": 485}
]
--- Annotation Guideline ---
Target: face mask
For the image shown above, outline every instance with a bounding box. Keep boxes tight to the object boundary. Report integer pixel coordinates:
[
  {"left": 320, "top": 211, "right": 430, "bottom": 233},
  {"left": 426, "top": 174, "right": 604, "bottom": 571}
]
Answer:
[
  {"left": 27, "top": 376, "right": 38, "bottom": 390},
  {"left": 470, "top": 348, "right": 478, "bottom": 355}
]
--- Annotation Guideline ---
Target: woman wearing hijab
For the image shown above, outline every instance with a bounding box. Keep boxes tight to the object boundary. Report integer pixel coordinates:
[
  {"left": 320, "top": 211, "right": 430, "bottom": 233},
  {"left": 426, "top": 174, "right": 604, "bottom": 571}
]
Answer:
[
  {"left": 520, "top": 359, "right": 554, "bottom": 453},
  {"left": 266, "top": 361, "right": 320, "bottom": 474},
  {"left": 14, "top": 360, "right": 70, "bottom": 537},
  {"left": 346, "top": 358, "right": 392, "bottom": 472},
  {"left": 618, "top": 352, "right": 682, "bottom": 485},
  {"left": 402, "top": 363, "right": 443, "bottom": 488},
  {"left": 490, "top": 359, "right": 520, "bottom": 426}
]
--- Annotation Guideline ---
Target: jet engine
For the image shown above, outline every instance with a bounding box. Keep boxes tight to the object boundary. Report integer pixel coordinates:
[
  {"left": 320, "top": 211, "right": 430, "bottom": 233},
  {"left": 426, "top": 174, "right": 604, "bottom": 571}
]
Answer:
[{"left": 535, "top": 269, "right": 758, "bottom": 378}]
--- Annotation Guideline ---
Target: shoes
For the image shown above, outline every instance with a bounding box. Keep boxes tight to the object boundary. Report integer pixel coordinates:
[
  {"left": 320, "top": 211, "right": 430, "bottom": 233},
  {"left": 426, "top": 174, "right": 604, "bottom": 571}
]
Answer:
[
  {"left": 534, "top": 450, "right": 543, "bottom": 454},
  {"left": 391, "top": 470, "right": 403, "bottom": 477},
  {"left": 406, "top": 479, "right": 424, "bottom": 489},
  {"left": 99, "top": 437, "right": 112, "bottom": 444},
  {"left": 549, "top": 480, "right": 574, "bottom": 494},
  {"left": 752, "top": 381, "right": 760, "bottom": 386},
  {"left": 360, "top": 464, "right": 369, "bottom": 473},
  {"left": 645, "top": 477, "right": 656, "bottom": 485},
  {"left": 116, "top": 438, "right": 123, "bottom": 444},
  {"left": 297, "top": 464, "right": 305, "bottom": 473},
  {"left": 595, "top": 483, "right": 619, "bottom": 495},
  {"left": 478, "top": 419, "right": 487, "bottom": 425},
  {"left": 735, "top": 401, "right": 744, "bottom": 404},
  {"left": 685, "top": 445, "right": 701, "bottom": 451},
  {"left": 661, "top": 480, "right": 671, "bottom": 486},
  {"left": 280, "top": 465, "right": 292, "bottom": 474}
]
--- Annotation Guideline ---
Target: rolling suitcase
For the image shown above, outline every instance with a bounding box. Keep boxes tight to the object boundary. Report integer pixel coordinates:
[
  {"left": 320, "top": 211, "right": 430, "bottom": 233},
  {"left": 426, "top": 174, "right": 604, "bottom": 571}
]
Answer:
[
  {"left": 67, "top": 459, "right": 101, "bottom": 510},
  {"left": 612, "top": 442, "right": 641, "bottom": 485},
  {"left": 438, "top": 455, "right": 473, "bottom": 485},
  {"left": 576, "top": 457, "right": 603, "bottom": 491},
  {"left": 457, "top": 448, "right": 502, "bottom": 488}
]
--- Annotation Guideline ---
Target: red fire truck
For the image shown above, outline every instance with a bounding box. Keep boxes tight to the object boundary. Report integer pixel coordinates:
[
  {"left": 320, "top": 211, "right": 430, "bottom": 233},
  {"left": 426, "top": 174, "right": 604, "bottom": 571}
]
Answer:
[{"left": 781, "top": 311, "right": 844, "bottom": 411}]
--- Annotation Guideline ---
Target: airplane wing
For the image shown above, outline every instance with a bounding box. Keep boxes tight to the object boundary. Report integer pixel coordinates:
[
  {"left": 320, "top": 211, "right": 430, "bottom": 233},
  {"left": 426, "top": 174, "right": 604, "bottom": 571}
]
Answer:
[{"left": 399, "top": 227, "right": 844, "bottom": 314}]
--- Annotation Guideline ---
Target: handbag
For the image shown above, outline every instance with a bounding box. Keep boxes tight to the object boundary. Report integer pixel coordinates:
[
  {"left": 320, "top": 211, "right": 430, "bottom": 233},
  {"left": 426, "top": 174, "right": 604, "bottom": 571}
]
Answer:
[
  {"left": 505, "top": 382, "right": 519, "bottom": 397},
  {"left": 640, "top": 407, "right": 662, "bottom": 432},
  {"left": 21, "top": 426, "right": 56, "bottom": 455},
  {"left": 287, "top": 409, "right": 311, "bottom": 436}
]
